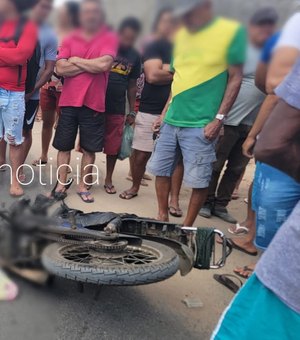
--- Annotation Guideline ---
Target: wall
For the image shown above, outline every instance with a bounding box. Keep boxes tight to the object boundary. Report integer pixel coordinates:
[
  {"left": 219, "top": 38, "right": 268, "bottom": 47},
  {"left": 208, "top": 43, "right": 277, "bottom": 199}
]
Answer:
[{"left": 101, "top": 0, "right": 299, "bottom": 30}]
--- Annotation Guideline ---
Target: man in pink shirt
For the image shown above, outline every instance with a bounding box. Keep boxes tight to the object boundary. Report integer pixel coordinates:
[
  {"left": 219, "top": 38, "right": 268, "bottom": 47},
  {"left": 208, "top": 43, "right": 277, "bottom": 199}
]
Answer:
[{"left": 52, "top": 0, "right": 118, "bottom": 203}]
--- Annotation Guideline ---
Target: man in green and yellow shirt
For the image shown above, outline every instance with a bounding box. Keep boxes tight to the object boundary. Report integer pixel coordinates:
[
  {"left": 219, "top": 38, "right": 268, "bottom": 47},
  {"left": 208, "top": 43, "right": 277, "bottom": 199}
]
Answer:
[{"left": 148, "top": 0, "right": 247, "bottom": 227}]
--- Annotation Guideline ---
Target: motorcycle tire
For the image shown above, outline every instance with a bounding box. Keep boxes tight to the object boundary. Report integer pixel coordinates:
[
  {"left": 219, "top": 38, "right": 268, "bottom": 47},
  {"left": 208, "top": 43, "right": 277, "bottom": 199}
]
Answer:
[{"left": 41, "top": 240, "right": 180, "bottom": 286}]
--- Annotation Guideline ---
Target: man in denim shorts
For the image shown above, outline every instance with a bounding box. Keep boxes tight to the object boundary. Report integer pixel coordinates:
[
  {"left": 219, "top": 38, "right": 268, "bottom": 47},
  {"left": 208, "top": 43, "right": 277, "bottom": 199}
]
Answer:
[
  {"left": 0, "top": 0, "right": 38, "bottom": 197},
  {"left": 147, "top": 0, "right": 246, "bottom": 226}
]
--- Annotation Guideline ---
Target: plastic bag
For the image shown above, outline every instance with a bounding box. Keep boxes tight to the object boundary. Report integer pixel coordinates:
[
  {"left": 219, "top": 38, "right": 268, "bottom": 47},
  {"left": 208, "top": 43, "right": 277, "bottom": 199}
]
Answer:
[{"left": 117, "top": 123, "right": 134, "bottom": 161}]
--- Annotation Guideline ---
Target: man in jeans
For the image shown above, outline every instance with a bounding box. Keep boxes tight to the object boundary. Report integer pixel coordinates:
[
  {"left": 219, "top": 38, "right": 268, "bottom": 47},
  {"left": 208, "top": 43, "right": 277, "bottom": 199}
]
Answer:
[
  {"left": 199, "top": 7, "right": 278, "bottom": 223},
  {"left": 0, "top": 0, "right": 38, "bottom": 197},
  {"left": 147, "top": 0, "right": 246, "bottom": 227},
  {"left": 52, "top": 0, "right": 118, "bottom": 203}
]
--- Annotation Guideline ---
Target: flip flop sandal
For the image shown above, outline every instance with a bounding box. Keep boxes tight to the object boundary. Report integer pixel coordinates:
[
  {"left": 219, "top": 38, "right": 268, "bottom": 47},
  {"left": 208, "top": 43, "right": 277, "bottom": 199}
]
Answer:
[
  {"left": 77, "top": 192, "right": 95, "bottom": 204},
  {"left": 143, "top": 174, "right": 152, "bottom": 181},
  {"left": 169, "top": 206, "right": 183, "bottom": 218},
  {"left": 228, "top": 223, "right": 249, "bottom": 236},
  {"left": 213, "top": 274, "right": 243, "bottom": 294},
  {"left": 227, "top": 239, "right": 258, "bottom": 257},
  {"left": 50, "top": 178, "right": 74, "bottom": 202},
  {"left": 104, "top": 185, "right": 117, "bottom": 195},
  {"left": 51, "top": 191, "right": 68, "bottom": 201},
  {"left": 32, "top": 159, "right": 48, "bottom": 167},
  {"left": 231, "top": 191, "right": 240, "bottom": 200},
  {"left": 119, "top": 191, "right": 138, "bottom": 200},
  {"left": 234, "top": 266, "right": 255, "bottom": 280}
]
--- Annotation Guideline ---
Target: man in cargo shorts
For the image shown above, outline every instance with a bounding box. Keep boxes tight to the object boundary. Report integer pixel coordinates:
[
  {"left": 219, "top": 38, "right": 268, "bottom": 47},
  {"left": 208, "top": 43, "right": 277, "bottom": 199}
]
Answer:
[{"left": 147, "top": 0, "right": 247, "bottom": 226}]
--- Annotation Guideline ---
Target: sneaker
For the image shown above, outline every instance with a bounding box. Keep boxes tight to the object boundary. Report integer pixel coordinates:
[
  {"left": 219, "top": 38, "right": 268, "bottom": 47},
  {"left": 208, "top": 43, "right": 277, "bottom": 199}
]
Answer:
[
  {"left": 212, "top": 205, "right": 237, "bottom": 224},
  {"left": 199, "top": 204, "right": 212, "bottom": 218}
]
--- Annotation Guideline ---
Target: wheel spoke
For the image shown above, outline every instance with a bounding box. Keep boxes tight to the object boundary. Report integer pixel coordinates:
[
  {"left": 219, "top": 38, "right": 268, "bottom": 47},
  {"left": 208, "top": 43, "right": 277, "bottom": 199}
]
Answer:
[{"left": 60, "top": 245, "right": 159, "bottom": 266}]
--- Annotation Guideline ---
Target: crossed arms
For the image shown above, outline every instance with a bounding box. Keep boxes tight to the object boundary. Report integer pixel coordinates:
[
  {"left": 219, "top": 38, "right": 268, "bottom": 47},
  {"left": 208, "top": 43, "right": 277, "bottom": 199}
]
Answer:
[{"left": 56, "top": 55, "right": 114, "bottom": 77}]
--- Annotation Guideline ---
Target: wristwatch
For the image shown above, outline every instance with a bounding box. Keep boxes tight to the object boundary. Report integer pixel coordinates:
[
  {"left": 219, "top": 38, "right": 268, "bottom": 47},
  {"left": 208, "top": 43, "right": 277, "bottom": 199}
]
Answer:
[
  {"left": 128, "top": 111, "right": 137, "bottom": 118},
  {"left": 216, "top": 114, "right": 226, "bottom": 122}
]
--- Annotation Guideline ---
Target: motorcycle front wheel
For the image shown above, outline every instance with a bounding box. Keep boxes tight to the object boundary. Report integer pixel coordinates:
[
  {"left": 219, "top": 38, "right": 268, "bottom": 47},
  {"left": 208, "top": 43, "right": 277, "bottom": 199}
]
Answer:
[{"left": 42, "top": 240, "right": 180, "bottom": 286}]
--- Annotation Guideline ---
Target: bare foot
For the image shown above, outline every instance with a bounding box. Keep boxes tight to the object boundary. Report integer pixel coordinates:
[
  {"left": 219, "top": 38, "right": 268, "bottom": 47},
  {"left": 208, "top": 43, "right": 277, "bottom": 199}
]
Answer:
[
  {"left": 234, "top": 263, "right": 256, "bottom": 279},
  {"left": 10, "top": 184, "right": 24, "bottom": 197},
  {"left": 231, "top": 237, "right": 257, "bottom": 252},
  {"left": 119, "top": 188, "right": 138, "bottom": 200},
  {"left": 157, "top": 214, "right": 169, "bottom": 222}
]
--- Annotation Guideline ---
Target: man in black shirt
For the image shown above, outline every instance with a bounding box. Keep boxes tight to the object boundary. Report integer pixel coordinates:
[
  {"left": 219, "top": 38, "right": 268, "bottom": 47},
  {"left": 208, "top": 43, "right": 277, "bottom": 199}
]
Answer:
[
  {"left": 104, "top": 17, "right": 142, "bottom": 194},
  {"left": 120, "top": 8, "right": 175, "bottom": 200}
]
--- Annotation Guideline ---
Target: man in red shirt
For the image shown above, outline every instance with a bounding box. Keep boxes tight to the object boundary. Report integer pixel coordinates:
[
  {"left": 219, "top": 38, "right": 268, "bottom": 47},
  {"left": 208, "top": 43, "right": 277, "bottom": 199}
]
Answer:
[
  {"left": 52, "top": 0, "right": 118, "bottom": 203},
  {"left": 0, "top": 0, "right": 38, "bottom": 197}
]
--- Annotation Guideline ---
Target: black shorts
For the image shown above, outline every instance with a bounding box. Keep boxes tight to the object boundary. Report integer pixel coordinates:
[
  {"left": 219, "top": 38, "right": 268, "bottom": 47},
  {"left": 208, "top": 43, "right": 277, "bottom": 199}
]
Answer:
[
  {"left": 53, "top": 106, "right": 105, "bottom": 153},
  {"left": 23, "top": 99, "right": 40, "bottom": 130}
]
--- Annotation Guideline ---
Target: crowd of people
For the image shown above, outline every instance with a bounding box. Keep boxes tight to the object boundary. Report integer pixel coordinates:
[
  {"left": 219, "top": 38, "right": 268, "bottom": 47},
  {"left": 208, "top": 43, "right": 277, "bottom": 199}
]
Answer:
[{"left": 0, "top": 0, "right": 300, "bottom": 336}]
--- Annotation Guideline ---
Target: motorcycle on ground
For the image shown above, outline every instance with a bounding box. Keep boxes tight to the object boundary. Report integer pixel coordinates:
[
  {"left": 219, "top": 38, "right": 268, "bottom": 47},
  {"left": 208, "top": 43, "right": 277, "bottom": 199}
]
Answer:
[{"left": 0, "top": 195, "right": 231, "bottom": 286}]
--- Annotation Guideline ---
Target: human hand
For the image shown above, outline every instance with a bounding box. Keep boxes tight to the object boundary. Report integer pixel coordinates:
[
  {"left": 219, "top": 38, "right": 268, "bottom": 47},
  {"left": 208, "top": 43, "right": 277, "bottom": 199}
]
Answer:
[
  {"left": 243, "top": 136, "right": 256, "bottom": 158},
  {"left": 204, "top": 119, "right": 223, "bottom": 141},
  {"left": 152, "top": 115, "right": 162, "bottom": 133},
  {"left": 126, "top": 113, "right": 135, "bottom": 125}
]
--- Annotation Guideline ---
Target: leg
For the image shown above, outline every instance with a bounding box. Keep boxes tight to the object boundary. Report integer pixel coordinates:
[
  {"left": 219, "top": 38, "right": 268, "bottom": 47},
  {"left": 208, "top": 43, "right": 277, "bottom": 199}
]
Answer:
[
  {"left": 52, "top": 106, "right": 79, "bottom": 193},
  {"left": 9, "top": 143, "right": 24, "bottom": 196},
  {"left": 232, "top": 169, "right": 246, "bottom": 200},
  {"left": 120, "top": 149, "right": 151, "bottom": 198},
  {"left": 41, "top": 109, "right": 56, "bottom": 162},
  {"left": 229, "top": 182, "right": 257, "bottom": 245},
  {"left": 169, "top": 160, "right": 184, "bottom": 217},
  {"left": 36, "top": 88, "right": 57, "bottom": 164},
  {"left": 103, "top": 115, "right": 125, "bottom": 194},
  {"left": 179, "top": 127, "right": 217, "bottom": 227},
  {"left": 213, "top": 126, "right": 251, "bottom": 223},
  {"left": 0, "top": 139, "right": 7, "bottom": 167},
  {"left": 184, "top": 188, "right": 209, "bottom": 227},
  {"left": 121, "top": 112, "right": 156, "bottom": 199},
  {"left": 18, "top": 129, "right": 32, "bottom": 181},
  {"left": 2, "top": 91, "right": 26, "bottom": 196},
  {"left": 105, "top": 155, "right": 118, "bottom": 192},
  {"left": 199, "top": 126, "right": 239, "bottom": 218},
  {"left": 147, "top": 123, "right": 180, "bottom": 217},
  {"left": 215, "top": 125, "right": 251, "bottom": 208},
  {"left": 77, "top": 149, "right": 96, "bottom": 202},
  {"left": 78, "top": 106, "right": 105, "bottom": 201},
  {"left": 156, "top": 176, "right": 172, "bottom": 221},
  {"left": 56, "top": 150, "right": 71, "bottom": 192},
  {"left": 20, "top": 100, "right": 40, "bottom": 176}
]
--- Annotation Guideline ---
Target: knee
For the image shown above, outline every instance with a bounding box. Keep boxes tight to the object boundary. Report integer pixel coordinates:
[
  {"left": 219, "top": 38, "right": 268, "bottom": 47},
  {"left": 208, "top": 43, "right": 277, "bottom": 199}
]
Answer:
[
  {"left": 134, "top": 151, "right": 150, "bottom": 165},
  {"left": 6, "top": 133, "right": 19, "bottom": 146}
]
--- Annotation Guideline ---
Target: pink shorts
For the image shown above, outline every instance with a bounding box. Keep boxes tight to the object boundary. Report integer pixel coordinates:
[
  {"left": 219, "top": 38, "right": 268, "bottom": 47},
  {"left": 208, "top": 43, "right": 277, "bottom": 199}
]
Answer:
[{"left": 104, "top": 114, "right": 126, "bottom": 156}]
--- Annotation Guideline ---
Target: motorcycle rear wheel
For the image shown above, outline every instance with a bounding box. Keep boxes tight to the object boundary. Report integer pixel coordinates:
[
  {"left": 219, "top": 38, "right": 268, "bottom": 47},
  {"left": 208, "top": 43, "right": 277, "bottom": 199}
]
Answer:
[{"left": 42, "top": 240, "right": 180, "bottom": 286}]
